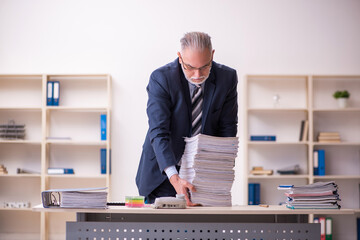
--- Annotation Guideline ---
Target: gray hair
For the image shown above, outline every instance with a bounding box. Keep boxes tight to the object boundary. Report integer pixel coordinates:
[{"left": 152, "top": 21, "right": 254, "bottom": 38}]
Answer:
[{"left": 180, "top": 32, "right": 212, "bottom": 53}]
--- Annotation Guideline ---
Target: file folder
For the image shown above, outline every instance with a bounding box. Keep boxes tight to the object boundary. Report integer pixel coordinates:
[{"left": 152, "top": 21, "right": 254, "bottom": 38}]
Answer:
[
  {"left": 47, "top": 81, "right": 53, "bottom": 106},
  {"left": 53, "top": 81, "right": 60, "bottom": 106},
  {"left": 101, "top": 114, "right": 107, "bottom": 140},
  {"left": 41, "top": 187, "right": 108, "bottom": 208},
  {"left": 326, "top": 217, "right": 332, "bottom": 240},
  {"left": 313, "top": 150, "right": 319, "bottom": 175},
  {"left": 320, "top": 217, "right": 326, "bottom": 240}
]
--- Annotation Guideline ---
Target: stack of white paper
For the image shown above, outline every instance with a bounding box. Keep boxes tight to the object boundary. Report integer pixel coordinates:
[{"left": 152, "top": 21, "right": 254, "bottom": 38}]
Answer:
[
  {"left": 281, "top": 181, "right": 341, "bottom": 209},
  {"left": 58, "top": 187, "right": 108, "bottom": 209},
  {"left": 179, "top": 134, "right": 238, "bottom": 206}
]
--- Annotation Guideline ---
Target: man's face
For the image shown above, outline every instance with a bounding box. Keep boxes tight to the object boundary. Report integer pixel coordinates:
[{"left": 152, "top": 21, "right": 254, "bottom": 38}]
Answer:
[{"left": 178, "top": 48, "right": 214, "bottom": 85}]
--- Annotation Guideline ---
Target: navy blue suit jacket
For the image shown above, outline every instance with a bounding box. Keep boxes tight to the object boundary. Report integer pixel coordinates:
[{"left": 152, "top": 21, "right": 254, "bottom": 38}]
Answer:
[{"left": 136, "top": 58, "right": 238, "bottom": 197}]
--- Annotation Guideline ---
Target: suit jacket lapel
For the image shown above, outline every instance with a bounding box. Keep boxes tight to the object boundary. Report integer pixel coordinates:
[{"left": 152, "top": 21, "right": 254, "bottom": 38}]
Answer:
[
  {"left": 202, "top": 71, "right": 215, "bottom": 129},
  {"left": 179, "top": 65, "right": 192, "bottom": 130}
]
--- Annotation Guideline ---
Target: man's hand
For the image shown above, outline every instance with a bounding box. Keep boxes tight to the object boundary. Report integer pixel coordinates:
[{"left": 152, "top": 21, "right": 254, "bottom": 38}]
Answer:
[{"left": 169, "top": 174, "right": 197, "bottom": 206}]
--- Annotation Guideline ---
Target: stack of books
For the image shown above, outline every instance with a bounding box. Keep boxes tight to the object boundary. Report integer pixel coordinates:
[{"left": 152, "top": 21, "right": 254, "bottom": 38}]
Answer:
[
  {"left": 179, "top": 134, "right": 239, "bottom": 206},
  {"left": 317, "top": 132, "right": 341, "bottom": 143},
  {"left": 0, "top": 165, "right": 8, "bottom": 175},
  {"left": 279, "top": 181, "right": 341, "bottom": 209}
]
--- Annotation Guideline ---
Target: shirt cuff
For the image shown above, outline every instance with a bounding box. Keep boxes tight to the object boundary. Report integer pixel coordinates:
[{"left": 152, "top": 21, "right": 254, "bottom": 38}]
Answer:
[{"left": 164, "top": 165, "right": 178, "bottom": 179}]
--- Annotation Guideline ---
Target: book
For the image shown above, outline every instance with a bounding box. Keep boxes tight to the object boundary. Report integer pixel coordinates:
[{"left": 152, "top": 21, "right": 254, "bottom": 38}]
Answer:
[
  {"left": 318, "top": 132, "right": 341, "bottom": 143},
  {"left": 301, "top": 120, "right": 309, "bottom": 142},
  {"left": 299, "top": 120, "right": 305, "bottom": 141},
  {"left": 48, "top": 168, "right": 74, "bottom": 175},
  {"left": 250, "top": 135, "right": 276, "bottom": 141},
  {"left": 250, "top": 166, "right": 273, "bottom": 175},
  {"left": 100, "top": 114, "right": 107, "bottom": 140}
]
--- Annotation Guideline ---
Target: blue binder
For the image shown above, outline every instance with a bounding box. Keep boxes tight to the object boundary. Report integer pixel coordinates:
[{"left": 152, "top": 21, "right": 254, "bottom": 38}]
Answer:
[
  {"left": 100, "top": 114, "right": 107, "bottom": 140},
  {"left": 52, "top": 81, "right": 60, "bottom": 106},
  {"left": 314, "top": 150, "right": 319, "bottom": 175},
  {"left": 318, "top": 149, "right": 325, "bottom": 176},
  {"left": 100, "top": 148, "right": 111, "bottom": 174},
  {"left": 250, "top": 135, "right": 276, "bottom": 141},
  {"left": 248, "top": 183, "right": 260, "bottom": 205},
  {"left": 47, "top": 81, "right": 53, "bottom": 106}
]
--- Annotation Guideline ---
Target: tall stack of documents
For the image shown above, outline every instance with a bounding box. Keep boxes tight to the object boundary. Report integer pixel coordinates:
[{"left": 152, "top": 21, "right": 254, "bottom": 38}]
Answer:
[
  {"left": 179, "top": 134, "right": 239, "bottom": 206},
  {"left": 42, "top": 187, "right": 108, "bottom": 209},
  {"left": 281, "top": 181, "right": 341, "bottom": 209}
]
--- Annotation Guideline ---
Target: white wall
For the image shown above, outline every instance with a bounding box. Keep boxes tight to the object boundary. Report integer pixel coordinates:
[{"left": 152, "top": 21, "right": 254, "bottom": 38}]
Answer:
[{"left": 1, "top": 0, "right": 359, "bottom": 204}]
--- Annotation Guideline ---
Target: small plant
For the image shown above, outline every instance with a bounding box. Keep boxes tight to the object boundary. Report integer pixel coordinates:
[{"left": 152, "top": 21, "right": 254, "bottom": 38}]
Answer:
[{"left": 333, "top": 90, "right": 350, "bottom": 99}]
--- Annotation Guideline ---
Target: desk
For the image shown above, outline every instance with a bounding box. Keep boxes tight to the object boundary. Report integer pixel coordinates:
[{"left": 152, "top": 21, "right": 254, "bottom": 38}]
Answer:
[{"left": 34, "top": 205, "right": 352, "bottom": 240}]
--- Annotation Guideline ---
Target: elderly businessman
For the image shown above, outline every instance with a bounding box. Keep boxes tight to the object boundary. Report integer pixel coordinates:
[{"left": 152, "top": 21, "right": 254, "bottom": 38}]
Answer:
[{"left": 136, "top": 32, "right": 238, "bottom": 206}]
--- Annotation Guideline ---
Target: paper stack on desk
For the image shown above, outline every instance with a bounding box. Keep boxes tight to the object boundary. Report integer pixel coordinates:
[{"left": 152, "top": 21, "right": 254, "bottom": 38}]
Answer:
[
  {"left": 179, "top": 134, "right": 239, "bottom": 206},
  {"left": 42, "top": 187, "right": 108, "bottom": 209},
  {"left": 281, "top": 181, "right": 341, "bottom": 209}
]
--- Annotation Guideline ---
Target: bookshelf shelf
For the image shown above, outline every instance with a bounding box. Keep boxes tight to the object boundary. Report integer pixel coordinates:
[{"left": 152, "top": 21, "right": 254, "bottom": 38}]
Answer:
[
  {"left": 46, "top": 174, "right": 107, "bottom": 179},
  {"left": 46, "top": 106, "right": 108, "bottom": 112},
  {"left": 0, "top": 174, "right": 41, "bottom": 178},
  {"left": 245, "top": 75, "right": 360, "bottom": 239},
  {"left": 248, "top": 174, "right": 309, "bottom": 179},
  {"left": 0, "top": 140, "right": 42, "bottom": 144},
  {"left": 46, "top": 140, "right": 108, "bottom": 146},
  {"left": 0, "top": 208, "right": 35, "bottom": 212},
  {"left": 247, "top": 108, "right": 308, "bottom": 112},
  {"left": 248, "top": 141, "right": 308, "bottom": 145},
  {"left": 313, "top": 175, "right": 360, "bottom": 180},
  {"left": 0, "top": 74, "right": 111, "bottom": 240},
  {"left": 313, "top": 142, "right": 360, "bottom": 146}
]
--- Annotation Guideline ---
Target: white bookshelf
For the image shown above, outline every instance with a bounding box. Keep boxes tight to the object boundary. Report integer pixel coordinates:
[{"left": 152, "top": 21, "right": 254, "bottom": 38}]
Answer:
[
  {"left": 244, "top": 75, "right": 360, "bottom": 239},
  {"left": 0, "top": 74, "right": 111, "bottom": 240}
]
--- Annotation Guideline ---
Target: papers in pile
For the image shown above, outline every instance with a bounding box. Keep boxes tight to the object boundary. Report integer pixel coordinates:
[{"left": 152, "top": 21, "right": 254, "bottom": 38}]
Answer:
[
  {"left": 280, "top": 181, "right": 341, "bottom": 209},
  {"left": 179, "top": 134, "right": 239, "bottom": 206},
  {"left": 42, "top": 187, "right": 108, "bottom": 209}
]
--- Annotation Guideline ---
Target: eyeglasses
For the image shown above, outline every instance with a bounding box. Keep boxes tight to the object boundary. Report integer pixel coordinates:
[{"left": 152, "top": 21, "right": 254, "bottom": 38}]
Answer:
[{"left": 179, "top": 55, "right": 212, "bottom": 72}]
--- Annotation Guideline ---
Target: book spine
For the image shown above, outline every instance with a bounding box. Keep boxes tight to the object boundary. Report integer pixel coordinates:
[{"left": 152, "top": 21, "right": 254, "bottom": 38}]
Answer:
[
  {"left": 313, "top": 150, "right": 319, "bottom": 176},
  {"left": 248, "top": 183, "right": 255, "bottom": 205},
  {"left": 47, "top": 168, "right": 74, "bottom": 174},
  {"left": 254, "top": 183, "right": 260, "bottom": 205},
  {"left": 101, "top": 148, "right": 106, "bottom": 174},
  {"left": 52, "top": 81, "right": 60, "bottom": 106},
  {"left": 100, "top": 148, "right": 111, "bottom": 174},
  {"left": 47, "top": 81, "right": 53, "bottom": 106},
  {"left": 318, "top": 150, "right": 325, "bottom": 176},
  {"left": 320, "top": 217, "right": 326, "bottom": 240},
  {"left": 299, "top": 120, "right": 305, "bottom": 141},
  {"left": 326, "top": 217, "right": 332, "bottom": 240},
  {"left": 301, "top": 120, "right": 309, "bottom": 142},
  {"left": 101, "top": 114, "right": 107, "bottom": 141},
  {"left": 357, "top": 217, "right": 360, "bottom": 240},
  {"left": 250, "top": 136, "right": 276, "bottom": 141}
]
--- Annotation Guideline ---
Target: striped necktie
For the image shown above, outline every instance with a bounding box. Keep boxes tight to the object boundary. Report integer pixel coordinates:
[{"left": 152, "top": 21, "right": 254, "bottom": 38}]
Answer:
[{"left": 191, "top": 85, "right": 203, "bottom": 136}]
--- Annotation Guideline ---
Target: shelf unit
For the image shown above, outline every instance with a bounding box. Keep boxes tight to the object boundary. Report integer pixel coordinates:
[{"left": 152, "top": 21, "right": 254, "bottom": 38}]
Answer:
[
  {"left": 244, "top": 75, "right": 360, "bottom": 239},
  {"left": 0, "top": 74, "right": 111, "bottom": 240}
]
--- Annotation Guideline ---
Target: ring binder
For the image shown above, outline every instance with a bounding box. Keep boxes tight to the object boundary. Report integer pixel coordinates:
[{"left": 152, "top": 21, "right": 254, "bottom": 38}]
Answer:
[{"left": 42, "top": 187, "right": 108, "bottom": 208}]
